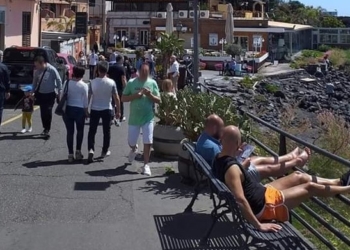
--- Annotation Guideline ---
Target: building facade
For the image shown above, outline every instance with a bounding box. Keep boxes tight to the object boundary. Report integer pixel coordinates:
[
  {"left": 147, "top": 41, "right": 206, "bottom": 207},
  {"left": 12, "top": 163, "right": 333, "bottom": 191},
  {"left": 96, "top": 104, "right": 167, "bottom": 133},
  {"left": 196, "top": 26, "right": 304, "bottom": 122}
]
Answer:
[
  {"left": 0, "top": 0, "right": 40, "bottom": 49},
  {"left": 312, "top": 28, "right": 350, "bottom": 49}
]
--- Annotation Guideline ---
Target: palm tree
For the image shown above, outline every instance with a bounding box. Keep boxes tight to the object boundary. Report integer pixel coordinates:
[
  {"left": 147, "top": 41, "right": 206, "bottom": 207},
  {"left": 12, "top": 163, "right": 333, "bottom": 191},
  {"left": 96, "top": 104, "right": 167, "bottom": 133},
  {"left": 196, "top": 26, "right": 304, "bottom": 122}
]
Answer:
[
  {"left": 47, "top": 15, "right": 75, "bottom": 33},
  {"left": 156, "top": 32, "right": 184, "bottom": 78}
]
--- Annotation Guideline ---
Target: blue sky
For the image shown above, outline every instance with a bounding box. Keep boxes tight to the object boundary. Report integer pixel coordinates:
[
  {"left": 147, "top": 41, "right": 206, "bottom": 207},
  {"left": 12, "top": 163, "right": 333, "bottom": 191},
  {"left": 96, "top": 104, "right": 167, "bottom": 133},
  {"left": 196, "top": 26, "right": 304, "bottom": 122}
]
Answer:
[{"left": 299, "top": 0, "right": 350, "bottom": 16}]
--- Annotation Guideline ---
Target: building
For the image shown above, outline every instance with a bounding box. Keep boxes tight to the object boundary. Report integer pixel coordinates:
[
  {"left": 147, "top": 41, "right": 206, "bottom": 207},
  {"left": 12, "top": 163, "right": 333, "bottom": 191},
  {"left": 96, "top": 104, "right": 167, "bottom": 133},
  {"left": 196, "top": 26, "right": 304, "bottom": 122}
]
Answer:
[
  {"left": 322, "top": 10, "right": 338, "bottom": 17},
  {"left": 0, "top": 0, "right": 40, "bottom": 49},
  {"left": 312, "top": 28, "right": 350, "bottom": 49},
  {"left": 106, "top": 0, "right": 312, "bottom": 56}
]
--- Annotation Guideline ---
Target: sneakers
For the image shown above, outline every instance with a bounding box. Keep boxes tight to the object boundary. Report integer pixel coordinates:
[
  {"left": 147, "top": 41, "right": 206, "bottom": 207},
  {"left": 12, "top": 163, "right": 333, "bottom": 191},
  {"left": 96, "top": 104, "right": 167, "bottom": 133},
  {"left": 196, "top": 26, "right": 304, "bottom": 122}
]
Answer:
[
  {"left": 101, "top": 150, "right": 111, "bottom": 158},
  {"left": 120, "top": 116, "right": 126, "bottom": 122},
  {"left": 27, "top": 127, "right": 32, "bottom": 133},
  {"left": 21, "top": 128, "right": 26, "bottom": 134},
  {"left": 75, "top": 151, "right": 84, "bottom": 161},
  {"left": 143, "top": 164, "right": 152, "bottom": 176},
  {"left": 128, "top": 149, "right": 138, "bottom": 163},
  {"left": 113, "top": 118, "right": 120, "bottom": 127},
  {"left": 41, "top": 130, "right": 50, "bottom": 137},
  {"left": 340, "top": 170, "right": 350, "bottom": 186},
  {"left": 87, "top": 149, "right": 94, "bottom": 163},
  {"left": 68, "top": 154, "right": 74, "bottom": 163}
]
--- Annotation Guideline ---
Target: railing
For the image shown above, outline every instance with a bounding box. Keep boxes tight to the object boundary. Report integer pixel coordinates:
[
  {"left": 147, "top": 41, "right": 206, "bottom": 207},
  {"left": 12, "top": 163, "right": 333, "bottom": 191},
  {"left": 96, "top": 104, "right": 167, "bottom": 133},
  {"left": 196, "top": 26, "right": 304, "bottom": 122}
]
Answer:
[{"left": 198, "top": 81, "right": 350, "bottom": 250}]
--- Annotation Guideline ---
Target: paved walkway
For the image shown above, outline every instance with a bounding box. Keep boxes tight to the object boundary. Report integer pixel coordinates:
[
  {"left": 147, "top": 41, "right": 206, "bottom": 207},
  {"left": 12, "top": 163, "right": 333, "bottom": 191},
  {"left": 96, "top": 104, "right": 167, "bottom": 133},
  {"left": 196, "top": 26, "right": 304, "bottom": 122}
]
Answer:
[{"left": 0, "top": 103, "right": 240, "bottom": 250}]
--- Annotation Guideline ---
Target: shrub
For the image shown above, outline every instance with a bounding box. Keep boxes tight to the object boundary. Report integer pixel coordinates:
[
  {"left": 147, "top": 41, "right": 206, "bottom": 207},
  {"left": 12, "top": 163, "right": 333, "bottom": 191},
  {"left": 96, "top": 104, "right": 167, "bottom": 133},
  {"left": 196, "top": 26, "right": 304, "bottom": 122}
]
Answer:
[
  {"left": 240, "top": 76, "right": 254, "bottom": 89},
  {"left": 317, "top": 44, "right": 332, "bottom": 52},
  {"left": 301, "top": 50, "right": 323, "bottom": 58},
  {"left": 225, "top": 43, "right": 242, "bottom": 57},
  {"left": 265, "top": 83, "right": 279, "bottom": 93},
  {"left": 329, "top": 49, "right": 348, "bottom": 68}
]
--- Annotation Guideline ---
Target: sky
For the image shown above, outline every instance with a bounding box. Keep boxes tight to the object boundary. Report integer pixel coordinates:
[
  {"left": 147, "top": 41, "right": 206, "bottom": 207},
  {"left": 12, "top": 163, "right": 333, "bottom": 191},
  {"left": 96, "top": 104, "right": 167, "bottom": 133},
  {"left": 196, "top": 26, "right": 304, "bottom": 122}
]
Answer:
[{"left": 298, "top": 0, "right": 350, "bottom": 16}]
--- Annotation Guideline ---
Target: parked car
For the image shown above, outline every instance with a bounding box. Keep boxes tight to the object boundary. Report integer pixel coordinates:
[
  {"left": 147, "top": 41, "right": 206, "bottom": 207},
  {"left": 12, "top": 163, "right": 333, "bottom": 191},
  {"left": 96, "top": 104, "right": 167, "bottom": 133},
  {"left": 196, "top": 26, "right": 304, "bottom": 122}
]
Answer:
[
  {"left": 57, "top": 53, "right": 77, "bottom": 79},
  {"left": 3, "top": 46, "right": 65, "bottom": 95}
]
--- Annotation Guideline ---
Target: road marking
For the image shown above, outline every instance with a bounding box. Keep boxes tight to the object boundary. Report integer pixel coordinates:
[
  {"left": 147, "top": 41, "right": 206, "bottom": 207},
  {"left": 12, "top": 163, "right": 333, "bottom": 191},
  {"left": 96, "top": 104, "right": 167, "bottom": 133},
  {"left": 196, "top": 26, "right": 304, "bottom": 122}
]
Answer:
[{"left": 2, "top": 106, "right": 40, "bottom": 126}]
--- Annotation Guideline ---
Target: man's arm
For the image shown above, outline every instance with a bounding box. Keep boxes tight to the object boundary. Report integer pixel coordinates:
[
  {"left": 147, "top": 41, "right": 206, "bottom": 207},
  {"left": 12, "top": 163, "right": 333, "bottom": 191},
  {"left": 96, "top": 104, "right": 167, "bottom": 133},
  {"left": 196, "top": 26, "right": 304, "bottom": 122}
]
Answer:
[
  {"left": 144, "top": 81, "right": 160, "bottom": 104},
  {"left": 2, "top": 65, "right": 10, "bottom": 99},
  {"left": 120, "top": 82, "right": 142, "bottom": 102},
  {"left": 113, "top": 92, "right": 121, "bottom": 118},
  {"left": 225, "top": 166, "right": 281, "bottom": 232},
  {"left": 53, "top": 67, "right": 63, "bottom": 93}
]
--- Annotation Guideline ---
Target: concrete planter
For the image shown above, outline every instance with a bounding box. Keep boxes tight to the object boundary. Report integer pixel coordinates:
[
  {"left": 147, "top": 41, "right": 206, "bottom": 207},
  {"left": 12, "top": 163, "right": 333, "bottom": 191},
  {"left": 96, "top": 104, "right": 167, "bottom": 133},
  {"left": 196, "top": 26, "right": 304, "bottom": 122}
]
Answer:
[
  {"left": 153, "top": 124, "right": 185, "bottom": 159},
  {"left": 199, "top": 56, "right": 232, "bottom": 62}
]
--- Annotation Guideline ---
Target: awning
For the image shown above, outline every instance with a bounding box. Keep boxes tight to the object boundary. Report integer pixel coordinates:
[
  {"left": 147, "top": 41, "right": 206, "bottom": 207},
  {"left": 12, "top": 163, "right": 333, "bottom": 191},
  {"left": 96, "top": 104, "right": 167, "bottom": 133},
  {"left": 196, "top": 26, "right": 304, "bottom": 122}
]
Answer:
[{"left": 42, "top": 31, "right": 86, "bottom": 41}]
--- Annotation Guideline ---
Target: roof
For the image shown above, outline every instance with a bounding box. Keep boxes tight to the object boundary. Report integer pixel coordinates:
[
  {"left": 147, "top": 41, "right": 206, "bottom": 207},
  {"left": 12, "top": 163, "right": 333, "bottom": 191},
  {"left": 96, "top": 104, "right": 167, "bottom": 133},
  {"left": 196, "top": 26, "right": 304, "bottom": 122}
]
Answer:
[{"left": 268, "top": 21, "right": 313, "bottom": 31}]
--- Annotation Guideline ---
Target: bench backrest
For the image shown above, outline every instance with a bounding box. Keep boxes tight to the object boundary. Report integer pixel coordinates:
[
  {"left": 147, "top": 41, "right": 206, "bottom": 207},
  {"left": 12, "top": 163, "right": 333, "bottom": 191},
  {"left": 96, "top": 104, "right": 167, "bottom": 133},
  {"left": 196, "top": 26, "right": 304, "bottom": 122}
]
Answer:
[{"left": 184, "top": 142, "right": 248, "bottom": 225}]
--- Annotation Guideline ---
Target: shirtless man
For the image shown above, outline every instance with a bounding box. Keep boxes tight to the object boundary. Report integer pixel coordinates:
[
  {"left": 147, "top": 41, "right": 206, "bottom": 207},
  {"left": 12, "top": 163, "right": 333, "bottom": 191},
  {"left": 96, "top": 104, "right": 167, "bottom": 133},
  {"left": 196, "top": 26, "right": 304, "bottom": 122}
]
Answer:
[
  {"left": 213, "top": 125, "right": 350, "bottom": 232},
  {"left": 196, "top": 114, "right": 309, "bottom": 182}
]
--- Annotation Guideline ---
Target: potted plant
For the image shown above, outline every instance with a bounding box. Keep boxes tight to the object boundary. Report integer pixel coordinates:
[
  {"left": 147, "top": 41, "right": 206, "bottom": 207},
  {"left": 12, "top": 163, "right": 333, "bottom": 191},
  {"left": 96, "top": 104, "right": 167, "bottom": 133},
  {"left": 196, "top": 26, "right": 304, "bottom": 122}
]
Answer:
[
  {"left": 176, "top": 89, "right": 251, "bottom": 182},
  {"left": 153, "top": 93, "right": 185, "bottom": 159}
]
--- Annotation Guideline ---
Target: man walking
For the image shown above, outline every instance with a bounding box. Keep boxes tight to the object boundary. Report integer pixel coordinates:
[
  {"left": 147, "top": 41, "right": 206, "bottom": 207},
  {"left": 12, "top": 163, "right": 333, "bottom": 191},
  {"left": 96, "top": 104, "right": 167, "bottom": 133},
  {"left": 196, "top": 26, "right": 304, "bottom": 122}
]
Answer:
[
  {"left": 88, "top": 50, "right": 98, "bottom": 80},
  {"left": 108, "top": 55, "right": 127, "bottom": 122},
  {"left": 121, "top": 63, "right": 160, "bottom": 176},
  {"left": 33, "top": 56, "right": 62, "bottom": 137},
  {"left": 168, "top": 55, "right": 179, "bottom": 91},
  {"left": 0, "top": 61, "right": 10, "bottom": 131},
  {"left": 87, "top": 61, "right": 121, "bottom": 163}
]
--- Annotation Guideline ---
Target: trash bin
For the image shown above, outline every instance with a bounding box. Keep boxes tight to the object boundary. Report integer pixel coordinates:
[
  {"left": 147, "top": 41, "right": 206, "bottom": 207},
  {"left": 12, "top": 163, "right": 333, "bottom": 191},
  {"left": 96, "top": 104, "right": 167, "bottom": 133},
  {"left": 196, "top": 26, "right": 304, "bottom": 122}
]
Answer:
[{"left": 178, "top": 65, "right": 187, "bottom": 90}]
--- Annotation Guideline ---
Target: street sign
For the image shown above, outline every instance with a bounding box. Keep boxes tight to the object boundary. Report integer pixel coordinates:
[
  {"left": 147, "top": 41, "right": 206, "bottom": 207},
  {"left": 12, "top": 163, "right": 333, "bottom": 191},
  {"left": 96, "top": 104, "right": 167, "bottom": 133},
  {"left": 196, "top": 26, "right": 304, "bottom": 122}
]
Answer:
[{"left": 75, "top": 12, "right": 88, "bottom": 35}]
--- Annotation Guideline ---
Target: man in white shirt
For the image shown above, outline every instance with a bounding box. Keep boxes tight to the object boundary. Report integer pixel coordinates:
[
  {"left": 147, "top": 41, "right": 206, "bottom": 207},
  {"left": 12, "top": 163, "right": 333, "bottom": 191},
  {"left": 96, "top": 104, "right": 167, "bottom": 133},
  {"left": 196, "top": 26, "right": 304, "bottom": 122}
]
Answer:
[
  {"left": 168, "top": 55, "right": 180, "bottom": 91},
  {"left": 89, "top": 50, "right": 98, "bottom": 80},
  {"left": 87, "top": 61, "right": 121, "bottom": 163}
]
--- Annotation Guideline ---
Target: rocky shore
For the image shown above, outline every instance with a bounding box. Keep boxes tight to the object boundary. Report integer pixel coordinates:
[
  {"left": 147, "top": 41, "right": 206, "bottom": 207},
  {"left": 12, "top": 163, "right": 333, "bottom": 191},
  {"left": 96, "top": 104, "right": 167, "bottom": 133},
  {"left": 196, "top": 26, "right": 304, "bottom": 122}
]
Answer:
[{"left": 204, "top": 69, "right": 350, "bottom": 128}]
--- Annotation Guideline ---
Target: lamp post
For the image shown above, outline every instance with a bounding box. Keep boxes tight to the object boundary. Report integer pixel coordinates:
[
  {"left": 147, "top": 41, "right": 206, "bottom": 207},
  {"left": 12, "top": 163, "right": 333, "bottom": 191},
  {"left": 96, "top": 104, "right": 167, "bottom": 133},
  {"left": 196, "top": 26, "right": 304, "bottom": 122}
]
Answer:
[
  {"left": 121, "top": 36, "right": 128, "bottom": 48},
  {"left": 176, "top": 22, "right": 183, "bottom": 38},
  {"left": 219, "top": 38, "right": 227, "bottom": 55},
  {"left": 193, "top": 0, "right": 199, "bottom": 91}
]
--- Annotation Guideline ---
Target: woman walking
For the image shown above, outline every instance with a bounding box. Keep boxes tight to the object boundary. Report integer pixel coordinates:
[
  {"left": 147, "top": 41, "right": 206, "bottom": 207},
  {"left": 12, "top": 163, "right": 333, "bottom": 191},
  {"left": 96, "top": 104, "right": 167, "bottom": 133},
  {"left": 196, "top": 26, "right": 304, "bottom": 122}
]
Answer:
[{"left": 61, "top": 66, "right": 89, "bottom": 162}]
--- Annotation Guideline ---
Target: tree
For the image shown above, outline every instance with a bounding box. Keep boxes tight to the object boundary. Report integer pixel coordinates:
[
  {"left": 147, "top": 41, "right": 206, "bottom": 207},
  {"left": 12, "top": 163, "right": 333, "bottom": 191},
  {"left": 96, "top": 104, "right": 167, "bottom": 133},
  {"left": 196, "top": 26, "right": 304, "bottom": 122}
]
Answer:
[
  {"left": 321, "top": 16, "right": 346, "bottom": 28},
  {"left": 225, "top": 43, "right": 242, "bottom": 57},
  {"left": 156, "top": 32, "right": 184, "bottom": 78},
  {"left": 47, "top": 15, "right": 76, "bottom": 33}
]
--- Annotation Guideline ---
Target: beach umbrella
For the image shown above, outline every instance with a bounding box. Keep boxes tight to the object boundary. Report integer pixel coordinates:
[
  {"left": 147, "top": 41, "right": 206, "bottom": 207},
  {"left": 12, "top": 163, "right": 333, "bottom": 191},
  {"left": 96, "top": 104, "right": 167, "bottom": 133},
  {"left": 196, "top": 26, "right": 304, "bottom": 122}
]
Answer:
[
  {"left": 225, "top": 4, "right": 234, "bottom": 44},
  {"left": 165, "top": 3, "right": 174, "bottom": 35}
]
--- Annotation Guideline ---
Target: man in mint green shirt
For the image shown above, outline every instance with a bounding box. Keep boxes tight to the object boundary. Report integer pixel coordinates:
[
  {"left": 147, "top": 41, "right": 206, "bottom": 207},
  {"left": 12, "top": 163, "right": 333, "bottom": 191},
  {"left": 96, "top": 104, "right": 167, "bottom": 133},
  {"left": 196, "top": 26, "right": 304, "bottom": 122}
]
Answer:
[{"left": 121, "top": 63, "right": 160, "bottom": 176}]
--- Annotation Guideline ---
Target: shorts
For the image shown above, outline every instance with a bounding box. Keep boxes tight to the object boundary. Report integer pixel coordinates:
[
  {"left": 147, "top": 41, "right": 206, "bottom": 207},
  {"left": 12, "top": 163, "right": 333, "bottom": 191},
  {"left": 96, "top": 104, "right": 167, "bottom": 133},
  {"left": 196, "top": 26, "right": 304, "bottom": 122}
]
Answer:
[
  {"left": 256, "top": 185, "right": 289, "bottom": 222},
  {"left": 247, "top": 163, "right": 261, "bottom": 182},
  {"left": 128, "top": 121, "right": 154, "bottom": 146}
]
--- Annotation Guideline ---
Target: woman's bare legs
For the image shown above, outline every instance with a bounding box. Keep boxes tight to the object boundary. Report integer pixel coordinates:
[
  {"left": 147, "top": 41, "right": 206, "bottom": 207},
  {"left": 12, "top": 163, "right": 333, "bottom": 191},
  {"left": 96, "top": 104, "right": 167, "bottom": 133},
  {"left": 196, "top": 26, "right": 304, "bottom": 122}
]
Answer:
[{"left": 251, "top": 147, "right": 300, "bottom": 166}]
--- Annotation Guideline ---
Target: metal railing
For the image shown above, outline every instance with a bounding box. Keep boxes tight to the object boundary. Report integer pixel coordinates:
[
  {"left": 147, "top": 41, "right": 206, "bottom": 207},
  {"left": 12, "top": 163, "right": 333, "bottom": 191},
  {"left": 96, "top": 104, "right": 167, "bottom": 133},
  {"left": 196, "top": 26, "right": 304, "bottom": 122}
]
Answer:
[{"left": 198, "top": 81, "right": 350, "bottom": 250}]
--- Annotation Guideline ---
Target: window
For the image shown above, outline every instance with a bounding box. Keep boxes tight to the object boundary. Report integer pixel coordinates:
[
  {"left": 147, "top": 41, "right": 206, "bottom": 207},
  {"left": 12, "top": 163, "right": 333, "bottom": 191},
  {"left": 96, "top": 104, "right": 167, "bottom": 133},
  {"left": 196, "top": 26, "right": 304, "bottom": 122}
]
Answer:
[
  {"left": 3, "top": 49, "right": 46, "bottom": 62},
  {"left": 22, "top": 12, "right": 31, "bottom": 47},
  {"left": 319, "top": 29, "right": 338, "bottom": 34},
  {"left": 340, "top": 35, "right": 350, "bottom": 44},
  {"left": 320, "top": 34, "right": 338, "bottom": 44},
  {"left": 68, "top": 56, "right": 77, "bottom": 65},
  {"left": 49, "top": 4, "right": 56, "bottom": 14},
  {"left": 114, "top": 29, "right": 127, "bottom": 41},
  {"left": 139, "top": 30, "right": 149, "bottom": 45},
  {"left": 113, "top": 3, "right": 131, "bottom": 11},
  {"left": 234, "top": 36, "right": 248, "bottom": 50},
  {"left": 71, "top": 5, "right": 77, "bottom": 13},
  {"left": 59, "top": 56, "right": 68, "bottom": 64}
]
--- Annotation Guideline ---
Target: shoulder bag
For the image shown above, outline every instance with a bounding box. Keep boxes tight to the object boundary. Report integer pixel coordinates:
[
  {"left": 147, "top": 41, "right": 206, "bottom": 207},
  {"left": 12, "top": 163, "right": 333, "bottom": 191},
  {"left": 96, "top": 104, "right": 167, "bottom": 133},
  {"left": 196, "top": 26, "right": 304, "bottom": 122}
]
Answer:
[
  {"left": 55, "top": 80, "right": 69, "bottom": 116},
  {"left": 34, "top": 68, "right": 48, "bottom": 105}
]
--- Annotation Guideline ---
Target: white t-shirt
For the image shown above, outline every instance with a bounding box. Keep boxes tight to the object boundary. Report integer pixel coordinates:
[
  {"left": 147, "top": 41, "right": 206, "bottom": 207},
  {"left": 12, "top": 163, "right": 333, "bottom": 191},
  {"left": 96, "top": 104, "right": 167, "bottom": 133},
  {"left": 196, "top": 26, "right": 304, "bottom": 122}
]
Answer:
[
  {"left": 89, "top": 77, "right": 118, "bottom": 111},
  {"left": 168, "top": 61, "right": 180, "bottom": 77},
  {"left": 89, "top": 53, "right": 98, "bottom": 65},
  {"left": 62, "top": 79, "right": 89, "bottom": 108}
]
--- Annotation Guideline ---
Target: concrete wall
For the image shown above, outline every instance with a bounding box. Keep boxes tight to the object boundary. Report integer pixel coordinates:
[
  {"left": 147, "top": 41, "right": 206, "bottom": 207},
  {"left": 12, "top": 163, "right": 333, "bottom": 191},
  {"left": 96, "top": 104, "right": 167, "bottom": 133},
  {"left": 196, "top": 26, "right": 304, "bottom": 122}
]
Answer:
[{"left": 0, "top": 0, "right": 39, "bottom": 48}]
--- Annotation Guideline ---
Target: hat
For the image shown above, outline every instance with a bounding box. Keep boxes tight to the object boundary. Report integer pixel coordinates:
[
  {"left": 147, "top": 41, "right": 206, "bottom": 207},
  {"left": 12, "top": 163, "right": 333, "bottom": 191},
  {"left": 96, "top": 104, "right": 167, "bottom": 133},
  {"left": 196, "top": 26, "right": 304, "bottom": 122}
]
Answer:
[{"left": 21, "top": 85, "right": 33, "bottom": 92}]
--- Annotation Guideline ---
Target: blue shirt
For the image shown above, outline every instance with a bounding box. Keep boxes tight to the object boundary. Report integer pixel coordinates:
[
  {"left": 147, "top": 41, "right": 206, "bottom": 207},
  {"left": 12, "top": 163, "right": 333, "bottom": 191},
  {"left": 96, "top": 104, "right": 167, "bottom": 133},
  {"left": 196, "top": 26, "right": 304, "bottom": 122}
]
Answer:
[{"left": 195, "top": 132, "right": 222, "bottom": 166}]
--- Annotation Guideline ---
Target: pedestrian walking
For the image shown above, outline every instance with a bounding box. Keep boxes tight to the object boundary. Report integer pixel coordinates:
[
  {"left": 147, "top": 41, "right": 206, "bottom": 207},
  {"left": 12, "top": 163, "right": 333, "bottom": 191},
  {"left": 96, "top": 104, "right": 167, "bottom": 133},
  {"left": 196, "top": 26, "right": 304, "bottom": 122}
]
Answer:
[
  {"left": 87, "top": 61, "right": 121, "bottom": 163},
  {"left": 0, "top": 61, "right": 10, "bottom": 132},
  {"left": 121, "top": 63, "right": 160, "bottom": 176},
  {"left": 88, "top": 50, "right": 98, "bottom": 80},
  {"left": 61, "top": 66, "right": 89, "bottom": 163},
  {"left": 16, "top": 85, "right": 34, "bottom": 134},
  {"left": 108, "top": 55, "right": 127, "bottom": 122},
  {"left": 33, "top": 56, "right": 62, "bottom": 138}
]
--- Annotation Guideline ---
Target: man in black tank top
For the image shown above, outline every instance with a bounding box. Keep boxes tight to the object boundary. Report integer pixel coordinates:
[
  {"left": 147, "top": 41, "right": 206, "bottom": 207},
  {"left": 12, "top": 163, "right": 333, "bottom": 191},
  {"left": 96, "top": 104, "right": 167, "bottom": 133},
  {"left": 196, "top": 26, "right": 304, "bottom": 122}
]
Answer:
[{"left": 213, "top": 125, "right": 350, "bottom": 232}]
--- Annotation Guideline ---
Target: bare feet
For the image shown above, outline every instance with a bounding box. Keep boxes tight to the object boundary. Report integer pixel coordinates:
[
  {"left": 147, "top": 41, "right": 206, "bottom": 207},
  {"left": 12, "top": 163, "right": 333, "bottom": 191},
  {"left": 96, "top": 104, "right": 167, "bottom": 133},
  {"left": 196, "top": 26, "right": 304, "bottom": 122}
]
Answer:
[
  {"left": 296, "top": 149, "right": 310, "bottom": 167},
  {"left": 290, "top": 147, "right": 300, "bottom": 158}
]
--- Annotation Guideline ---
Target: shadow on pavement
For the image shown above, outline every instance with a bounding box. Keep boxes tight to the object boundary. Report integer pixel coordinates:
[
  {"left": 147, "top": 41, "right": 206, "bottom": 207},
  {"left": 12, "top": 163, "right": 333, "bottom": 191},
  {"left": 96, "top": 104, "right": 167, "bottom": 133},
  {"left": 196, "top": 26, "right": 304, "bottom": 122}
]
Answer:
[
  {"left": 74, "top": 175, "right": 164, "bottom": 191},
  {"left": 23, "top": 159, "right": 83, "bottom": 168},
  {"left": 0, "top": 132, "right": 47, "bottom": 141},
  {"left": 138, "top": 173, "right": 209, "bottom": 200},
  {"left": 154, "top": 213, "right": 240, "bottom": 250},
  {"left": 135, "top": 151, "right": 177, "bottom": 163},
  {"left": 85, "top": 163, "right": 137, "bottom": 177}
]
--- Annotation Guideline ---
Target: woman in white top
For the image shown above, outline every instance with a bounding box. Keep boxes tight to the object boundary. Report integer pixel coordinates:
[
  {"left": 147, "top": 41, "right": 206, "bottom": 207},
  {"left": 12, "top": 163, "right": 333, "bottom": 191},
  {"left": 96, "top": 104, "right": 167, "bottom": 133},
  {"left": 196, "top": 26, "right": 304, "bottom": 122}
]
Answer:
[
  {"left": 78, "top": 51, "right": 87, "bottom": 68},
  {"left": 61, "top": 66, "right": 89, "bottom": 162}
]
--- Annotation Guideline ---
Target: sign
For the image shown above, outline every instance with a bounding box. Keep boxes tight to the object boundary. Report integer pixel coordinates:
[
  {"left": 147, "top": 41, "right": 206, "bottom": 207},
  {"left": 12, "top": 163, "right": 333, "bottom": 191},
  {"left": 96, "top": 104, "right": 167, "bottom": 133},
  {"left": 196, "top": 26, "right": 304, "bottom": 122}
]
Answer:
[
  {"left": 75, "top": 12, "right": 88, "bottom": 35},
  {"left": 209, "top": 33, "right": 218, "bottom": 46}
]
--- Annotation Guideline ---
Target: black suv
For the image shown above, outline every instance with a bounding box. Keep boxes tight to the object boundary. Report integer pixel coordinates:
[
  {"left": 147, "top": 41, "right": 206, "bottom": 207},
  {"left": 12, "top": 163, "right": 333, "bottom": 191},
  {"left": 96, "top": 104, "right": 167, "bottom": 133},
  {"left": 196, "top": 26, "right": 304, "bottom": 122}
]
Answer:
[{"left": 2, "top": 46, "right": 66, "bottom": 94}]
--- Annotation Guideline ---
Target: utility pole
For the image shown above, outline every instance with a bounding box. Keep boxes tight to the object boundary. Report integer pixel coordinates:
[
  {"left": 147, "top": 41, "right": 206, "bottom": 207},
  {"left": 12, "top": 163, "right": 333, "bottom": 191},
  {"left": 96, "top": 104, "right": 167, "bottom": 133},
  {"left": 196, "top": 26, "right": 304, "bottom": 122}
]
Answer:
[
  {"left": 38, "top": 0, "right": 42, "bottom": 47},
  {"left": 193, "top": 0, "right": 199, "bottom": 90},
  {"left": 101, "top": 0, "right": 106, "bottom": 52}
]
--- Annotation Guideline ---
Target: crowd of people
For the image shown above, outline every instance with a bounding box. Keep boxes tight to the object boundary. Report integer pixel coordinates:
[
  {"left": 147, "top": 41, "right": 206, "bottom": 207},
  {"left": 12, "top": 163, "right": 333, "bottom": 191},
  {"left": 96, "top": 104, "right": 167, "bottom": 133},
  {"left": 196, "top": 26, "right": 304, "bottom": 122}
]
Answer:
[{"left": 195, "top": 114, "right": 350, "bottom": 232}]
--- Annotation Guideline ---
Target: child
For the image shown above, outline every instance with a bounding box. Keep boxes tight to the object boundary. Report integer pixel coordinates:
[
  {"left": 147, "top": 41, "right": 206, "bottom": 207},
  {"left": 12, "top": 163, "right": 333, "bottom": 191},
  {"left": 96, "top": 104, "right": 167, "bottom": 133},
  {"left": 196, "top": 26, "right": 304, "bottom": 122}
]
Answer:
[
  {"left": 162, "top": 79, "right": 176, "bottom": 98},
  {"left": 17, "top": 85, "right": 34, "bottom": 133}
]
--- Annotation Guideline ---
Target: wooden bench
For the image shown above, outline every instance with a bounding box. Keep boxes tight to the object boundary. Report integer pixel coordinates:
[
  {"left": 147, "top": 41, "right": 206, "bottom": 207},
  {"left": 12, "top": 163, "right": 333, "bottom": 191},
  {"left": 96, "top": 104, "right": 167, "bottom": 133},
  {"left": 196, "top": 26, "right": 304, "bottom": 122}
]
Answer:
[{"left": 183, "top": 141, "right": 315, "bottom": 249}]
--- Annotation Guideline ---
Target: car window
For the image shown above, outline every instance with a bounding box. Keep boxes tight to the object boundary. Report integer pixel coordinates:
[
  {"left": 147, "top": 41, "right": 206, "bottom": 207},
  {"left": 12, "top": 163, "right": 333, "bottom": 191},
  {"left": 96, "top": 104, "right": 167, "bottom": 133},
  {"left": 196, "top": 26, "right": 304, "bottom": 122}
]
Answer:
[
  {"left": 68, "top": 56, "right": 77, "bottom": 65},
  {"left": 59, "top": 56, "right": 67, "bottom": 64},
  {"left": 3, "top": 48, "right": 47, "bottom": 62}
]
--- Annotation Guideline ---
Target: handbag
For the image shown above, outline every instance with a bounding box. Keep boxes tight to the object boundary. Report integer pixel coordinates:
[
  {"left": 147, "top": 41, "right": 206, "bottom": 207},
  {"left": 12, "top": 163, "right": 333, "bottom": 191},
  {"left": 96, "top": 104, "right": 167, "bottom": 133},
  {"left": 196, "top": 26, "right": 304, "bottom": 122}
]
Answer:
[
  {"left": 55, "top": 80, "right": 69, "bottom": 116},
  {"left": 34, "top": 68, "right": 48, "bottom": 105}
]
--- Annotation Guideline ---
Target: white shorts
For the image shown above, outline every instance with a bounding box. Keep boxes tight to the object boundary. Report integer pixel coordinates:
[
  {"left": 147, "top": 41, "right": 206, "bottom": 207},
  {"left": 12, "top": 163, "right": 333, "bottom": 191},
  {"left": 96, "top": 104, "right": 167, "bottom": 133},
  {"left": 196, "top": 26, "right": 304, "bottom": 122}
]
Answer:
[{"left": 128, "top": 121, "right": 154, "bottom": 146}]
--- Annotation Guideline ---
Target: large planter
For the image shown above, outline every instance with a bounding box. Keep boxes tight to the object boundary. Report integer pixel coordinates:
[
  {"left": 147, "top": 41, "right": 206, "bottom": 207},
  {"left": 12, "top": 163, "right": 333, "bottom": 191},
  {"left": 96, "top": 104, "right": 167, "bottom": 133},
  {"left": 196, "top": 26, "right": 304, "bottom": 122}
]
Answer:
[
  {"left": 153, "top": 124, "right": 185, "bottom": 159},
  {"left": 178, "top": 139, "right": 207, "bottom": 184}
]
